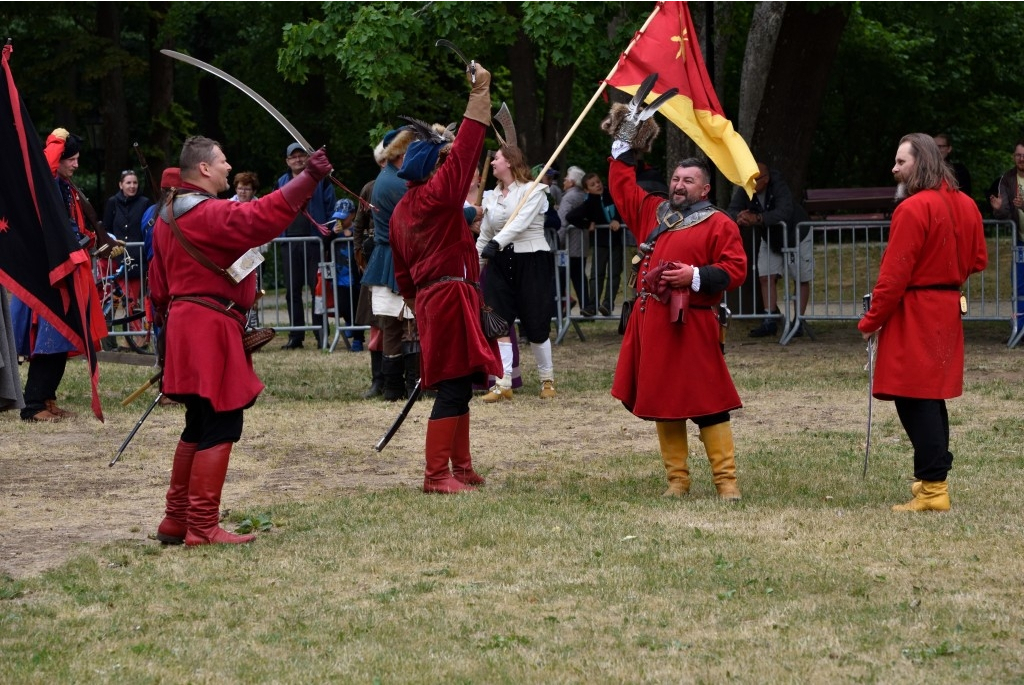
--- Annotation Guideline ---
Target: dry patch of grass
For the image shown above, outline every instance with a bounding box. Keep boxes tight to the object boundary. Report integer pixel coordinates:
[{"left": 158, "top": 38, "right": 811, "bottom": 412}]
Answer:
[{"left": 1, "top": 320, "right": 1022, "bottom": 682}]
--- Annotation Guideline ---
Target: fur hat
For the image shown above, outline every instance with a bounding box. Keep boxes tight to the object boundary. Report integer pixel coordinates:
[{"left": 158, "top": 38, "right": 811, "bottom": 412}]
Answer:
[
  {"left": 600, "top": 103, "right": 661, "bottom": 154},
  {"left": 382, "top": 128, "right": 416, "bottom": 163},
  {"left": 60, "top": 134, "right": 82, "bottom": 160}
]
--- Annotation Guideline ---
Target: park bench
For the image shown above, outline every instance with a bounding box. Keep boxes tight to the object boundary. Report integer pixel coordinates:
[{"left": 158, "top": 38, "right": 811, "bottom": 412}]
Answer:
[{"left": 802, "top": 187, "right": 896, "bottom": 220}]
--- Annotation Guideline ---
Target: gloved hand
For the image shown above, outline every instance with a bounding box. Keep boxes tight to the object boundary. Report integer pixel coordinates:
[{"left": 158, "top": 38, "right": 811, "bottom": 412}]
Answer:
[
  {"left": 305, "top": 147, "right": 332, "bottom": 182},
  {"left": 109, "top": 244, "right": 126, "bottom": 258},
  {"left": 464, "top": 63, "right": 492, "bottom": 125},
  {"left": 480, "top": 239, "right": 500, "bottom": 260},
  {"left": 279, "top": 147, "right": 333, "bottom": 211},
  {"left": 51, "top": 128, "right": 70, "bottom": 140}
]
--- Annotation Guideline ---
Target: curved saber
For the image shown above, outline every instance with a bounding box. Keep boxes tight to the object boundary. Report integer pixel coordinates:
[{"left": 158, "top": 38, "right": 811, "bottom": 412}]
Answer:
[{"left": 161, "top": 49, "right": 313, "bottom": 153}]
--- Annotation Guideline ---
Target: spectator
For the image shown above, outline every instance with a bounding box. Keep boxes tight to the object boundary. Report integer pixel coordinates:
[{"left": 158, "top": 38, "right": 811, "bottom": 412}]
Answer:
[
  {"left": 566, "top": 173, "right": 624, "bottom": 316},
  {"left": 353, "top": 141, "right": 386, "bottom": 398},
  {"left": 557, "top": 165, "right": 590, "bottom": 316},
  {"left": 229, "top": 171, "right": 262, "bottom": 329},
  {"left": 276, "top": 142, "right": 335, "bottom": 349},
  {"left": 933, "top": 133, "right": 972, "bottom": 198},
  {"left": 328, "top": 198, "right": 365, "bottom": 351},
  {"left": 102, "top": 169, "right": 151, "bottom": 314},
  {"left": 477, "top": 144, "right": 558, "bottom": 401},
  {"left": 989, "top": 139, "right": 1024, "bottom": 239},
  {"left": 727, "top": 162, "right": 813, "bottom": 338},
  {"left": 859, "top": 133, "right": 987, "bottom": 512}
]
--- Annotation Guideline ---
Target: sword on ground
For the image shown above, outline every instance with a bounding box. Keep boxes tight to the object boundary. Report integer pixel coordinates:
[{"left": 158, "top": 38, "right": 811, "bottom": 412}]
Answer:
[{"left": 375, "top": 380, "right": 422, "bottom": 452}]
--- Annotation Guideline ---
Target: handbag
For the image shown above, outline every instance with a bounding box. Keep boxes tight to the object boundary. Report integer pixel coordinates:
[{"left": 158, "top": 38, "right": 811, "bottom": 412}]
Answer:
[
  {"left": 618, "top": 299, "right": 634, "bottom": 335},
  {"left": 243, "top": 326, "right": 276, "bottom": 353},
  {"left": 481, "top": 305, "right": 508, "bottom": 339}
]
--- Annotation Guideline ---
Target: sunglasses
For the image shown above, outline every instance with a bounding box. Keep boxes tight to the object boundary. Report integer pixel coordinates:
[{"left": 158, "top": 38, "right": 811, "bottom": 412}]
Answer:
[{"left": 120, "top": 169, "right": 137, "bottom": 179}]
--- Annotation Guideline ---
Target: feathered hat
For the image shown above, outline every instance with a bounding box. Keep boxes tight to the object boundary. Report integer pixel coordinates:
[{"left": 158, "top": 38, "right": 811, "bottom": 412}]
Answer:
[{"left": 396, "top": 116, "right": 456, "bottom": 182}]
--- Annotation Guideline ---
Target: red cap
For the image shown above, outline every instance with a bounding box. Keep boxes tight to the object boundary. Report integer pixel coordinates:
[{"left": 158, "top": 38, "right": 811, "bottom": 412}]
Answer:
[{"left": 161, "top": 167, "right": 182, "bottom": 189}]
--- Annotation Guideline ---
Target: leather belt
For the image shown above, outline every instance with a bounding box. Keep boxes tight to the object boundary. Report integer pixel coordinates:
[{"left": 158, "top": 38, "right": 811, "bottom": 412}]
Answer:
[
  {"left": 906, "top": 284, "right": 960, "bottom": 291},
  {"left": 171, "top": 295, "right": 246, "bottom": 326},
  {"left": 419, "top": 276, "right": 479, "bottom": 292}
]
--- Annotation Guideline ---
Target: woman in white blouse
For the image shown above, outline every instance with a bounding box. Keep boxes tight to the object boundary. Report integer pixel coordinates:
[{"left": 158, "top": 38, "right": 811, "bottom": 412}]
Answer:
[{"left": 476, "top": 145, "right": 557, "bottom": 401}]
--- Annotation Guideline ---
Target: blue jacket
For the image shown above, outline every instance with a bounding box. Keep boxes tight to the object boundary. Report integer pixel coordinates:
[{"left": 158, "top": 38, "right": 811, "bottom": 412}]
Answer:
[{"left": 360, "top": 162, "right": 407, "bottom": 292}]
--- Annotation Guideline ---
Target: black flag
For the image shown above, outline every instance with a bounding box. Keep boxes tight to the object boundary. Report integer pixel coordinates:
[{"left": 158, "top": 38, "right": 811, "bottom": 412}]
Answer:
[{"left": 0, "top": 42, "right": 103, "bottom": 420}]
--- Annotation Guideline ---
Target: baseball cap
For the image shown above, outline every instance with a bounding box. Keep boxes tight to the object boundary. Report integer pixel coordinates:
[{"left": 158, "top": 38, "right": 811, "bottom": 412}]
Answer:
[
  {"left": 286, "top": 142, "right": 307, "bottom": 157},
  {"left": 332, "top": 198, "right": 356, "bottom": 220}
]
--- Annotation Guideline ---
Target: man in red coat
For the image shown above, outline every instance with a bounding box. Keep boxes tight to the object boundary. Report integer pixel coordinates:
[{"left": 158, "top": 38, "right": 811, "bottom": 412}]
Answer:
[
  {"left": 390, "top": 63, "right": 502, "bottom": 494},
  {"left": 148, "top": 136, "right": 332, "bottom": 544},
  {"left": 606, "top": 118, "right": 747, "bottom": 499},
  {"left": 859, "top": 132, "right": 987, "bottom": 512}
]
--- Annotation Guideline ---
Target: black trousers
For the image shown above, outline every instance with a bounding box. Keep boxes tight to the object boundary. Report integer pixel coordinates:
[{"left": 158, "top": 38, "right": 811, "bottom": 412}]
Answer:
[
  {"left": 430, "top": 375, "right": 473, "bottom": 420},
  {"left": 178, "top": 395, "right": 245, "bottom": 451},
  {"left": 21, "top": 352, "right": 67, "bottom": 419},
  {"left": 895, "top": 397, "right": 953, "bottom": 481}
]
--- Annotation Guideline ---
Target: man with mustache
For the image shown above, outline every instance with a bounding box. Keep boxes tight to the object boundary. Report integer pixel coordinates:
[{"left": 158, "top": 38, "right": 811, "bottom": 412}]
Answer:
[
  {"left": 605, "top": 124, "right": 748, "bottom": 501},
  {"left": 859, "top": 133, "right": 987, "bottom": 512}
]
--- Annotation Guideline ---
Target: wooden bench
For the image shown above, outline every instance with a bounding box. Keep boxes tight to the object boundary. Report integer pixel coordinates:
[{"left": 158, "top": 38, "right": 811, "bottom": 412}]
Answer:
[{"left": 803, "top": 187, "right": 896, "bottom": 220}]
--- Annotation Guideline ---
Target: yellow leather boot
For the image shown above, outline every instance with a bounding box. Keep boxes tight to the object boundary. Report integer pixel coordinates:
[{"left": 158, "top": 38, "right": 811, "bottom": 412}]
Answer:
[
  {"left": 893, "top": 480, "right": 950, "bottom": 512},
  {"left": 699, "top": 422, "right": 741, "bottom": 501},
  {"left": 655, "top": 421, "right": 690, "bottom": 497}
]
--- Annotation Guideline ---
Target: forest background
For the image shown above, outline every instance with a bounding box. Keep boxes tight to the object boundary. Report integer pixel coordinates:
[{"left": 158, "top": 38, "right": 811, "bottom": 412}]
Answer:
[{"left": 1, "top": 1, "right": 1022, "bottom": 211}]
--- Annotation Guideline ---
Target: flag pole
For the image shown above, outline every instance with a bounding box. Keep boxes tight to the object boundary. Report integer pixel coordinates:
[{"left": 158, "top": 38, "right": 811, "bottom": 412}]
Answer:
[{"left": 494, "top": 2, "right": 666, "bottom": 230}]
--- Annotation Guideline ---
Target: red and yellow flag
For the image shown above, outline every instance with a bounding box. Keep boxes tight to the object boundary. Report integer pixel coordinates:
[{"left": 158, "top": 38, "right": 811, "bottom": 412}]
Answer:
[{"left": 607, "top": 1, "right": 758, "bottom": 196}]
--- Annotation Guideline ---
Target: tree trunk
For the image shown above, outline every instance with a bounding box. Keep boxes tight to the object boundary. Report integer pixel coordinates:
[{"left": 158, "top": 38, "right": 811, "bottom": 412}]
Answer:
[
  {"left": 750, "top": 3, "right": 851, "bottom": 198},
  {"left": 541, "top": 61, "right": 574, "bottom": 173},
  {"left": 147, "top": 1, "right": 175, "bottom": 186},
  {"left": 97, "top": 2, "right": 128, "bottom": 204},
  {"left": 738, "top": 2, "right": 786, "bottom": 138}
]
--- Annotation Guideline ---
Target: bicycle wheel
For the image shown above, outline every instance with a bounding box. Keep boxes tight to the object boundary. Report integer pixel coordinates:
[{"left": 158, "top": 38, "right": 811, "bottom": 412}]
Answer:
[{"left": 119, "top": 308, "right": 152, "bottom": 354}]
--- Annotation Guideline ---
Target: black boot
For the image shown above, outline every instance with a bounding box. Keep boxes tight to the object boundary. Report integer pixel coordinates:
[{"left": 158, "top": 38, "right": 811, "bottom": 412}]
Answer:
[
  {"left": 381, "top": 355, "right": 406, "bottom": 402},
  {"left": 403, "top": 341, "right": 421, "bottom": 399},
  {"left": 362, "top": 350, "right": 384, "bottom": 399}
]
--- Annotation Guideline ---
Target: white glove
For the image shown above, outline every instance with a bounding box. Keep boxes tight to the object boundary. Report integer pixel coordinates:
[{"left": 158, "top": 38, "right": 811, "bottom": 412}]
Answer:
[{"left": 612, "top": 139, "right": 632, "bottom": 160}]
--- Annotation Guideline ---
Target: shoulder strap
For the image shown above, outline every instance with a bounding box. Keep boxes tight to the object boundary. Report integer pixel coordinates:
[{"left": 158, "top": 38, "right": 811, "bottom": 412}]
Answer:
[{"left": 166, "top": 192, "right": 234, "bottom": 285}]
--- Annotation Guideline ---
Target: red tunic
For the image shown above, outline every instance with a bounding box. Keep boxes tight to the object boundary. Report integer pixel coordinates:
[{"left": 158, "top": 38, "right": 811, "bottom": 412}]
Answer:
[
  {"left": 389, "top": 118, "right": 502, "bottom": 388},
  {"left": 148, "top": 184, "right": 301, "bottom": 411},
  {"left": 608, "top": 159, "right": 747, "bottom": 420},
  {"left": 858, "top": 183, "right": 987, "bottom": 400}
]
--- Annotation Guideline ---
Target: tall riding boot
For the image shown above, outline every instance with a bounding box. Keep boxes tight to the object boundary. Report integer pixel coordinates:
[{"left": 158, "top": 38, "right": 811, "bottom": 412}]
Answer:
[
  {"left": 381, "top": 355, "right": 406, "bottom": 402},
  {"left": 423, "top": 416, "right": 476, "bottom": 494},
  {"left": 656, "top": 421, "right": 690, "bottom": 497},
  {"left": 699, "top": 422, "right": 742, "bottom": 501},
  {"left": 893, "top": 479, "right": 950, "bottom": 512},
  {"left": 450, "top": 412, "right": 485, "bottom": 486},
  {"left": 184, "top": 443, "right": 256, "bottom": 545},
  {"left": 156, "top": 440, "right": 198, "bottom": 544},
  {"left": 362, "top": 350, "right": 384, "bottom": 399}
]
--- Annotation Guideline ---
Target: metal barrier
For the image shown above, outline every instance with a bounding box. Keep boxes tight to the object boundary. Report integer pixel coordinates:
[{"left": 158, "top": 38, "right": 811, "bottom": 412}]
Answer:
[
  {"left": 250, "top": 236, "right": 328, "bottom": 349},
  {"left": 320, "top": 235, "right": 370, "bottom": 353},
  {"left": 555, "top": 223, "right": 633, "bottom": 344},
  {"left": 779, "top": 218, "right": 1020, "bottom": 346}
]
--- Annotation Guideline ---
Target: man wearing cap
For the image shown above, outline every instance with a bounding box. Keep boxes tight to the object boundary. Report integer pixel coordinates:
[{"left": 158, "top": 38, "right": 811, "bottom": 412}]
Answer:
[
  {"left": 276, "top": 142, "right": 336, "bottom": 349},
  {"left": 389, "top": 63, "right": 502, "bottom": 494},
  {"left": 10, "top": 128, "right": 112, "bottom": 422},
  {"left": 328, "top": 198, "right": 364, "bottom": 350},
  {"left": 149, "top": 136, "right": 334, "bottom": 545}
]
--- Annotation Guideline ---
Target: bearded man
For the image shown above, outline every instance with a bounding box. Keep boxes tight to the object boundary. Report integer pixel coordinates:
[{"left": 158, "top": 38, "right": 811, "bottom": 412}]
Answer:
[
  {"left": 389, "top": 63, "right": 502, "bottom": 494},
  {"left": 605, "top": 113, "right": 747, "bottom": 500},
  {"left": 859, "top": 133, "right": 987, "bottom": 512}
]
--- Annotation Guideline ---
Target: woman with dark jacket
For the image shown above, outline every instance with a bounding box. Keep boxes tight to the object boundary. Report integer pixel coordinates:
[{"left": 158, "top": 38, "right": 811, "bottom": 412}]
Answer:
[
  {"left": 102, "top": 170, "right": 152, "bottom": 305},
  {"left": 566, "top": 173, "right": 624, "bottom": 316}
]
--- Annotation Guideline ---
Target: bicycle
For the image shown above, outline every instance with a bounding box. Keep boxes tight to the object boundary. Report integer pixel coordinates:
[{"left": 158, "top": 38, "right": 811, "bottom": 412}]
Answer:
[{"left": 98, "top": 256, "right": 152, "bottom": 354}]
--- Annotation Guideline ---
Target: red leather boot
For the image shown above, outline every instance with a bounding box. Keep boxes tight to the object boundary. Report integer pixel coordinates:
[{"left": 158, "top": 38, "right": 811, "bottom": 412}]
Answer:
[
  {"left": 450, "top": 412, "right": 485, "bottom": 486},
  {"left": 184, "top": 443, "right": 256, "bottom": 545},
  {"left": 423, "top": 416, "right": 476, "bottom": 494},
  {"left": 156, "top": 440, "right": 198, "bottom": 544}
]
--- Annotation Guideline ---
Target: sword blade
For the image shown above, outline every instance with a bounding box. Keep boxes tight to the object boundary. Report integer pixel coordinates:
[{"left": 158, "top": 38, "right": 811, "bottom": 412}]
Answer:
[
  {"left": 863, "top": 336, "right": 875, "bottom": 478},
  {"left": 110, "top": 392, "right": 163, "bottom": 467},
  {"left": 161, "top": 49, "right": 313, "bottom": 152},
  {"left": 375, "top": 380, "right": 422, "bottom": 452}
]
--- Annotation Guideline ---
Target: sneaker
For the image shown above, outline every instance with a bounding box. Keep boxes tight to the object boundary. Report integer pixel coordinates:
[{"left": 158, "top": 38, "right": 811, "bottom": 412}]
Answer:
[
  {"left": 579, "top": 308, "right": 596, "bottom": 318},
  {"left": 748, "top": 320, "right": 778, "bottom": 338},
  {"left": 350, "top": 339, "right": 364, "bottom": 352},
  {"left": 481, "top": 386, "right": 513, "bottom": 403},
  {"left": 539, "top": 380, "right": 557, "bottom": 399},
  {"left": 598, "top": 305, "right": 611, "bottom": 316}
]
